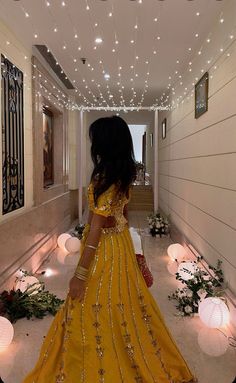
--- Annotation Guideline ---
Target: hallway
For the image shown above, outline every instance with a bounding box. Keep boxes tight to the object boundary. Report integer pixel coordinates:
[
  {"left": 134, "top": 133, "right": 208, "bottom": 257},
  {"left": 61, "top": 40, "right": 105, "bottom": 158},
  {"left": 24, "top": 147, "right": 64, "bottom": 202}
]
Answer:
[
  {"left": 0, "top": 0, "right": 236, "bottom": 382},
  {"left": 0, "top": 212, "right": 235, "bottom": 383}
]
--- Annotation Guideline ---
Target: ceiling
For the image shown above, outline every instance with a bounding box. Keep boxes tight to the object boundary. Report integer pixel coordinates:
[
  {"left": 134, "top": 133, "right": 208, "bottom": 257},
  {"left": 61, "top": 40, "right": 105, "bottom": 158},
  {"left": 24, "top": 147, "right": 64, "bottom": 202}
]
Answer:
[{"left": 0, "top": 0, "right": 227, "bottom": 109}]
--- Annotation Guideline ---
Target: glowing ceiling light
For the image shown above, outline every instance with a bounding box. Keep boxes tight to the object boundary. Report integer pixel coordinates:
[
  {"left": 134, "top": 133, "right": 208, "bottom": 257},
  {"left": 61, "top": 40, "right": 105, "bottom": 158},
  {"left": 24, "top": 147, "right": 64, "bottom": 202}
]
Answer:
[
  {"left": 104, "top": 73, "right": 110, "bottom": 80},
  {"left": 95, "top": 37, "right": 103, "bottom": 44}
]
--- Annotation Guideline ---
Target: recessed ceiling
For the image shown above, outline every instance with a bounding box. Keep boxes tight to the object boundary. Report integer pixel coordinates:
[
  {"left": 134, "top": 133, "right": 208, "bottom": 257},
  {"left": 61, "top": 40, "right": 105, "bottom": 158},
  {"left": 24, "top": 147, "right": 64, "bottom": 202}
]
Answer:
[{"left": 0, "top": 0, "right": 226, "bottom": 108}]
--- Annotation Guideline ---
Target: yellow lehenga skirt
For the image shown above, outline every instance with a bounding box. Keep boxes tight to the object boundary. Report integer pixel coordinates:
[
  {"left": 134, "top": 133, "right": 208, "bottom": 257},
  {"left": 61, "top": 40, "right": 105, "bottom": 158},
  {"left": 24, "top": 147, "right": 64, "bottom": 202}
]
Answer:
[{"left": 23, "top": 226, "right": 195, "bottom": 383}]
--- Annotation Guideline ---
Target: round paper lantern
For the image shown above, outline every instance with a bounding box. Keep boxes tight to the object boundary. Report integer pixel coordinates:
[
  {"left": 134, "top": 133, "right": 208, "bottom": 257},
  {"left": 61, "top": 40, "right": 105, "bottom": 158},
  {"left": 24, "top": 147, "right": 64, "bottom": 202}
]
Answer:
[
  {"left": 0, "top": 316, "right": 14, "bottom": 352},
  {"left": 167, "top": 244, "right": 187, "bottom": 262},
  {"left": 198, "top": 328, "right": 228, "bottom": 356},
  {"left": 65, "top": 237, "right": 81, "bottom": 253},
  {"left": 167, "top": 260, "right": 179, "bottom": 276},
  {"left": 199, "top": 297, "right": 230, "bottom": 328},
  {"left": 16, "top": 276, "right": 40, "bottom": 294},
  {"left": 56, "top": 247, "right": 80, "bottom": 265},
  {"left": 177, "top": 261, "right": 198, "bottom": 281},
  {"left": 57, "top": 233, "right": 71, "bottom": 251}
]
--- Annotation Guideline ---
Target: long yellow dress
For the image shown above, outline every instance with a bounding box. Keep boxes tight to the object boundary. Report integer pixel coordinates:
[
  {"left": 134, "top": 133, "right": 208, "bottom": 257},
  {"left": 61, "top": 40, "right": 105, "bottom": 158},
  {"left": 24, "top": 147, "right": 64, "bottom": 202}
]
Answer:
[{"left": 23, "top": 184, "right": 195, "bottom": 383}]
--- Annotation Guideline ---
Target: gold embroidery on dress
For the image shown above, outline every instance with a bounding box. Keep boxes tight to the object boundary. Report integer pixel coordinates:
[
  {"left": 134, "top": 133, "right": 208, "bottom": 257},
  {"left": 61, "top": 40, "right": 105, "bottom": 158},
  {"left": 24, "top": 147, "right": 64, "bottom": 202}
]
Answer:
[
  {"left": 87, "top": 183, "right": 128, "bottom": 234},
  {"left": 114, "top": 235, "right": 149, "bottom": 383},
  {"left": 119, "top": 234, "right": 157, "bottom": 383},
  {"left": 55, "top": 301, "right": 75, "bottom": 383},
  {"left": 107, "top": 236, "right": 125, "bottom": 382},
  {"left": 123, "top": 230, "right": 173, "bottom": 382},
  {"left": 91, "top": 240, "right": 106, "bottom": 383}
]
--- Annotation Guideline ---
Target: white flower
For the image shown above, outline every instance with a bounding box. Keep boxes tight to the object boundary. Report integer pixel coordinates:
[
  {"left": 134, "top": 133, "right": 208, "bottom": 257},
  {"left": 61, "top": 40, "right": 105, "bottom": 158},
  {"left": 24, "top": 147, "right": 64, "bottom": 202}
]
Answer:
[
  {"left": 177, "top": 289, "right": 185, "bottom": 297},
  {"left": 197, "top": 289, "right": 207, "bottom": 301},
  {"left": 184, "top": 305, "right": 193, "bottom": 314},
  {"left": 186, "top": 289, "right": 193, "bottom": 298}
]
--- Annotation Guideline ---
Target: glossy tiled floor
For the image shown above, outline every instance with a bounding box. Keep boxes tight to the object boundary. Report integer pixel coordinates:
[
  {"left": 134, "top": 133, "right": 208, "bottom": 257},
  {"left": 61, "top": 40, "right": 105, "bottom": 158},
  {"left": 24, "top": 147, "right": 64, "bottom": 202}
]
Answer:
[{"left": 0, "top": 211, "right": 235, "bottom": 383}]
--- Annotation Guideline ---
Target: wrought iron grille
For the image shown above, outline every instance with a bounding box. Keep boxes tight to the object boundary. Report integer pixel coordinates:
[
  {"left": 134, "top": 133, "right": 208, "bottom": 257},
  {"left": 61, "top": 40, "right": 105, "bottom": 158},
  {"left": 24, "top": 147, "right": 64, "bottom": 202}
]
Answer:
[{"left": 1, "top": 55, "right": 24, "bottom": 214}]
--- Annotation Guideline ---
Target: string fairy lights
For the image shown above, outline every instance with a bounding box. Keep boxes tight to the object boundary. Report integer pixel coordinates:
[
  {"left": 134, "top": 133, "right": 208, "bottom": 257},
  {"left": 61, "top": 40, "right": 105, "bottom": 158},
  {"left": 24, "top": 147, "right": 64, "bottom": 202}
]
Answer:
[{"left": 0, "top": 1, "right": 235, "bottom": 112}]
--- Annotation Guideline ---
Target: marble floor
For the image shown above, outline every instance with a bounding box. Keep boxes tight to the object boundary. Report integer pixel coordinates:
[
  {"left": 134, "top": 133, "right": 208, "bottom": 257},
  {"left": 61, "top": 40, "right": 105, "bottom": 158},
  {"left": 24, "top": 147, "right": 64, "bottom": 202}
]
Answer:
[{"left": 0, "top": 211, "right": 235, "bottom": 383}]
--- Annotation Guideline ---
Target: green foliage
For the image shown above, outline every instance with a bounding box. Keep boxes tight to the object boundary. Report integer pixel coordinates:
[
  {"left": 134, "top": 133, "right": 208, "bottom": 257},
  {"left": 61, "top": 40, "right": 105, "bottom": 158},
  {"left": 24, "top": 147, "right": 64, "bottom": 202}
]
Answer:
[
  {"left": 0, "top": 271, "right": 64, "bottom": 323},
  {"left": 168, "top": 259, "right": 225, "bottom": 316}
]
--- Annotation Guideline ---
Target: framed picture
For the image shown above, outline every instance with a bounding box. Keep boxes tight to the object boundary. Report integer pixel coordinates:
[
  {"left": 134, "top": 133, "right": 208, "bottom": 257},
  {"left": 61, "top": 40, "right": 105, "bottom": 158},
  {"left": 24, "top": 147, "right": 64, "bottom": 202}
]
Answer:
[
  {"left": 43, "top": 107, "right": 54, "bottom": 187},
  {"left": 195, "top": 72, "right": 209, "bottom": 119},
  {"left": 162, "top": 118, "right": 167, "bottom": 139}
]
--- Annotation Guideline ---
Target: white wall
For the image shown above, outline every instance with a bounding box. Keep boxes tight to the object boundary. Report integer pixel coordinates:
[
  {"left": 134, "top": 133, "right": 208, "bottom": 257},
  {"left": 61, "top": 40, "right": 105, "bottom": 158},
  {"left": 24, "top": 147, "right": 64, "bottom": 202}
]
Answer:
[
  {"left": 128, "top": 124, "right": 146, "bottom": 163},
  {"left": 158, "top": 0, "right": 236, "bottom": 294},
  {"left": 0, "top": 19, "right": 33, "bottom": 221}
]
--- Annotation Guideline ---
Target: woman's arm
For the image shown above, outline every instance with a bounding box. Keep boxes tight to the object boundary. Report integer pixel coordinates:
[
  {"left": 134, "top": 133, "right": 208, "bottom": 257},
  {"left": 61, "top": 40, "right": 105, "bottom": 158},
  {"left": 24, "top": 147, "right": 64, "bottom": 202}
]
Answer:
[
  {"left": 78, "top": 213, "right": 106, "bottom": 269},
  {"left": 69, "top": 213, "right": 106, "bottom": 300}
]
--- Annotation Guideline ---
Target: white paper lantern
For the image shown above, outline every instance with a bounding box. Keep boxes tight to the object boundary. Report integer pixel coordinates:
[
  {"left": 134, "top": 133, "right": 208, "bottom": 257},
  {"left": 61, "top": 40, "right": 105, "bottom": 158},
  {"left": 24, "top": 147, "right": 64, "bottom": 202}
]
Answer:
[
  {"left": 167, "top": 260, "right": 179, "bottom": 275},
  {"left": 177, "top": 261, "right": 198, "bottom": 281},
  {"left": 56, "top": 248, "right": 79, "bottom": 265},
  {"left": 16, "top": 276, "right": 40, "bottom": 294},
  {"left": 167, "top": 244, "right": 187, "bottom": 262},
  {"left": 65, "top": 237, "right": 81, "bottom": 253},
  {"left": 57, "top": 233, "right": 71, "bottom": 251},
  {"left": 0, "top": 316, "right": 14, "bottom": 352},
  {"left": 199, "top": 297, "right": 230, "bottom": 328},
  {"left": 198, "top": 328, "right": 228, "bottom": 356}
]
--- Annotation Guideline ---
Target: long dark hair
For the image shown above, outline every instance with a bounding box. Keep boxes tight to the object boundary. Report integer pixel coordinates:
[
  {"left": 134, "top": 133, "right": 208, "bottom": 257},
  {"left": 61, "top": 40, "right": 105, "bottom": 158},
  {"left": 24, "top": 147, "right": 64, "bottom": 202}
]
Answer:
[{"left": 89, "top": 116, "right": 136, "bottom": 201}]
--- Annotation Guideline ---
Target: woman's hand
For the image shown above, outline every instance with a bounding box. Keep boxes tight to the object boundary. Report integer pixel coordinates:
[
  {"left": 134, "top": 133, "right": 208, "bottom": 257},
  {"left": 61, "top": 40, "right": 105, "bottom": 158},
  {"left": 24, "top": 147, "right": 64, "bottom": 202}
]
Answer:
[{"left": 69, "top": 276, "right": 86, "bottom": 301}]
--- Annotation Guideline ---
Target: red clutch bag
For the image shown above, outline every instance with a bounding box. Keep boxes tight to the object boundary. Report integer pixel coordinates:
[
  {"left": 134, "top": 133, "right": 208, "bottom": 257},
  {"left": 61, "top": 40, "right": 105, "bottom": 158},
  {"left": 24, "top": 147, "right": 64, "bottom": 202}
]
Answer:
[{"left": 136, "top": 254, "right": 154, "bottom": 288}]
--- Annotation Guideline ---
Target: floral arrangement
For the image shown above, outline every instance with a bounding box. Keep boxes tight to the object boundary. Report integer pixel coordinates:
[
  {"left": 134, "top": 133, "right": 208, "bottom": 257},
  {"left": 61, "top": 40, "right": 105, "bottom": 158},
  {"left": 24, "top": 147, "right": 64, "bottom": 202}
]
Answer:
[
  {"left": 0, "top": 271, "right": 64, "bottom": 323},
  {"left": 168, "top": 258, "right": 224, "bottom": 316},
  {"left": 147, "top": 212, "right": 170, "bottom": 237},
  {"left": 72, "top": 223, "right": 85, "bottom": 240}
]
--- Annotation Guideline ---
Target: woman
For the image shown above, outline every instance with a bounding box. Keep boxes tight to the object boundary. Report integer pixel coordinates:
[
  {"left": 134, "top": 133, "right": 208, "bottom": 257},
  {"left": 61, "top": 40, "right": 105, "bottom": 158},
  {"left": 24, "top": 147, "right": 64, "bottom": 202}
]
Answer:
[{"left": 23, "top": 116, "right": 196, "bottom": 383}]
